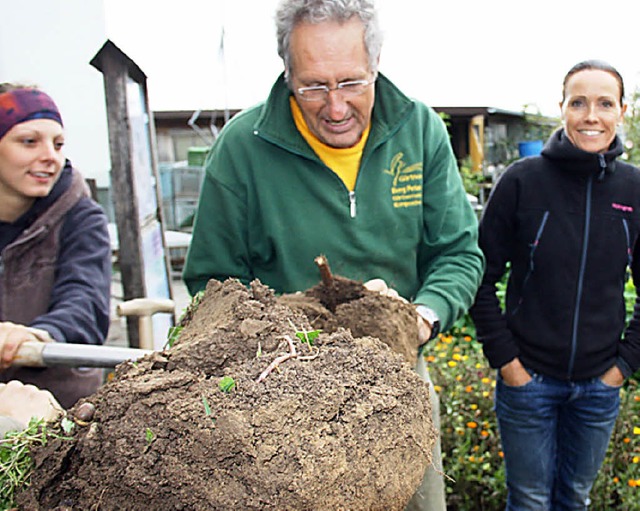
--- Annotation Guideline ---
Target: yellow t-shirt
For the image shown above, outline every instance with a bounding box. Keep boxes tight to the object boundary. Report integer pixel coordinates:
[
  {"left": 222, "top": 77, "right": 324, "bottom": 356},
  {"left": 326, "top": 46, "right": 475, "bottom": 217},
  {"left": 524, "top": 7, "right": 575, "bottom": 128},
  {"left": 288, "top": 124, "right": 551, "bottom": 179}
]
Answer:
[{"left": 290, "top": 97, "right": 369, "bottom": 192}]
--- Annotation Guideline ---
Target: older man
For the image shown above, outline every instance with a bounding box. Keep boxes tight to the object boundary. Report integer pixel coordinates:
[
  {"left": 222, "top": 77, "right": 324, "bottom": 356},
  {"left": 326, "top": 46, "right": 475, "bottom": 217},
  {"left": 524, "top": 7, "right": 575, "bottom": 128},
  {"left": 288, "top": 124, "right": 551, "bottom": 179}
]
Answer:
[{"left": 184, "top": 1, "right": 484, "bottom": 509}]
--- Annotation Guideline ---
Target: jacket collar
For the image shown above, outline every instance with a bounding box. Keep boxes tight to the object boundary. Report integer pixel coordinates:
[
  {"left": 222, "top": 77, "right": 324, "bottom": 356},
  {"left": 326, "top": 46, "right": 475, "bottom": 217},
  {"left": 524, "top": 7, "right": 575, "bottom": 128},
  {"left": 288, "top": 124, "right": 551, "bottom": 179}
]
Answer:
[
  {"left": 253, "top": 72, "right": 414, "bottom": 157},
  {"left": 541, "top": 128, "right": 623, "bottom": 178}
]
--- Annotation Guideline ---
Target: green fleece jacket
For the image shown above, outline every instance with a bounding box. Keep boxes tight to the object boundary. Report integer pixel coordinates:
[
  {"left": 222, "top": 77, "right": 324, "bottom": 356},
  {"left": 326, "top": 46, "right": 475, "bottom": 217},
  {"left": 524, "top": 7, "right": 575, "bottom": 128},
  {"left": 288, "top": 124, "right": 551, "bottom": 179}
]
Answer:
[{"left": 183, "top": 73, "right": 484, "bottom": 331}]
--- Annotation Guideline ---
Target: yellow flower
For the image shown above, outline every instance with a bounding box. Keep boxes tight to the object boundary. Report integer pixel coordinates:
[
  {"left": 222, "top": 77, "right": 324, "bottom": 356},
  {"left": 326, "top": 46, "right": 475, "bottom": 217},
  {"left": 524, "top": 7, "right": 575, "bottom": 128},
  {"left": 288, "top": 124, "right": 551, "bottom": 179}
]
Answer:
[
  {"left": 634, "top": 427, "right": 640, "bottom": 435},
  {"left": 456, "top": 375, "right": 462, "bottom": 381},
  {"left": 482, "top": 391, "right": 490, "bottom": 398},
  {"left": 634, "top": 456, "right": 640, "bottom": 464},
  {"left": 467, "top": 421, "right": 478, "bottom": 429},
  {"left": 481, "top": 377, "right": 491, "bottom": 384},
  {"left": 452, "top": 353, "right": 463, "bottom": 361},
  {"left": 434, "top": 385, "right": 442, "bottom": 393},
  {"left": 614, "top": 477, "right": 620, "bottom": 484},
  {"left": 475, "top": 363, "right": 482, "bottom": 369},
  {"left": 470, "top": 404, "right": 478, "bottom": 410},
  {"left": 469, "top": 455, "right": 476, "bottom": 462},
  {"left": 447, "top": 361, "right": 457, "bottom": 368}
]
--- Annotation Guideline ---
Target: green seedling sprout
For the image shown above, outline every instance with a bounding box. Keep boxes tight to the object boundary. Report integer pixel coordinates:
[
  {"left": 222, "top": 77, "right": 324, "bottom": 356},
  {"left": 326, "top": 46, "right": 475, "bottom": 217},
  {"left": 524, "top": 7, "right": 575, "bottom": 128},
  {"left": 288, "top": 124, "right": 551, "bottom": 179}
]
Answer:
[
  {"left": 288, "top": 318, "right": 322, "bottom": 351},
  {"left": 165, "top": 325, "right": 183, "bottom": 349},
  {"left": 144, "top": 427, "right": 156, "bottom": 445},
  {"left": 202, "top": 395, "right": 212, "bottom": 416},
  {"left": 202, "top": 395, "right": 216, "bottom": 425},
  {"left": 218, "top": 376, "right": 236, "bottom": 393}
]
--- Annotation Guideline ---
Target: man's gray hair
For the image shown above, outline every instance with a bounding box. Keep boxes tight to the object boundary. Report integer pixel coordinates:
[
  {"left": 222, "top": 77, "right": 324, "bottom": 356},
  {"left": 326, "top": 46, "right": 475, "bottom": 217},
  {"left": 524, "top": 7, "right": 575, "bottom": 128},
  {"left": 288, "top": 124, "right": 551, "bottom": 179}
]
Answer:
[{"left": 276, "top": 0, "right": 383, "bottom": 75}]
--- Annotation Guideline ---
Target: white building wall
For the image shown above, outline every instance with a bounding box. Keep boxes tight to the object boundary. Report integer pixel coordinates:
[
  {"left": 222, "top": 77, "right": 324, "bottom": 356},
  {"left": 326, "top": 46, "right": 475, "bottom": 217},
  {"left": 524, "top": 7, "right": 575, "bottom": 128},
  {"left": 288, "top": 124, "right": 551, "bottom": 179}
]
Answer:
[{"left": 0, "top": 0, "right": 111, "bottom": 187}]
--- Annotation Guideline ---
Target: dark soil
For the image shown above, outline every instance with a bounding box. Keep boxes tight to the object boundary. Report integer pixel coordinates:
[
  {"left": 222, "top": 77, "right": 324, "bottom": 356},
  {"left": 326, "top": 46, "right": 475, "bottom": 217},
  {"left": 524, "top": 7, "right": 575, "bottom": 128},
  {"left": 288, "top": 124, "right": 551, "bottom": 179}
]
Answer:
[{"left": 17, "top": 277, "right": 435, "bottom": 511}]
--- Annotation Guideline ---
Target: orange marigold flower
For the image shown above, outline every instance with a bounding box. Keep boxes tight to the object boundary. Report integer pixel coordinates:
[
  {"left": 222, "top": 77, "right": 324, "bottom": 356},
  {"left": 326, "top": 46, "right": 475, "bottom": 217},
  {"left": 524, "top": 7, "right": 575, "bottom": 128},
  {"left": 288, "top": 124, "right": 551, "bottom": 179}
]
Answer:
[
  {"left": 467, "top": 421, "right": 478, "bottom": 429},
  {"left": 464, "top": 335, "right": 472, "bottom": 342},
  {"left": 628, "top": 479, "right": 637, "bottom": 488},
  {"left": 499, "top": 451, "right": 504, "bottom": 458},
  {"left": 465, "top": 385, "right": 473, "bottom": 393},
  {"left": 426, "top": 355, "right": 436, "bottom": 363},
  {"left": 481, "top": 430, "right": 490, "bottom": 438},
  {"left": 613, "top": 477, "right": 620, "bottom": 484},
  {"left": 624, "top": 437, "right": 631, "bottom": 444},
  {"left": 456, "top": 375, "right": 463, "bottom": 381}
]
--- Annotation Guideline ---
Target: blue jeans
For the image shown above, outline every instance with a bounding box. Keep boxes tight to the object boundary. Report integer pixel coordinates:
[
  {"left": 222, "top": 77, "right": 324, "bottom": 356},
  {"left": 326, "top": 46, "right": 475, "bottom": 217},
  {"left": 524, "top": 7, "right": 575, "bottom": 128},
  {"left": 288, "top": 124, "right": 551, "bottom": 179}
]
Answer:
[{"left": 495, "top": 369, "right": 621, "bottom": 511}]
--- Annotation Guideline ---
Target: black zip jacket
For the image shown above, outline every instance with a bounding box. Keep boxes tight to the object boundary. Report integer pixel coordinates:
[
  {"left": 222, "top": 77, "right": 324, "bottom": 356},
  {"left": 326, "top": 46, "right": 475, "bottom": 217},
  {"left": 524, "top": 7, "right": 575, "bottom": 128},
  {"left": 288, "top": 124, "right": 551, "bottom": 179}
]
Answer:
[{"left": 470, "top": 129, "right": 640, "bottom": 381}]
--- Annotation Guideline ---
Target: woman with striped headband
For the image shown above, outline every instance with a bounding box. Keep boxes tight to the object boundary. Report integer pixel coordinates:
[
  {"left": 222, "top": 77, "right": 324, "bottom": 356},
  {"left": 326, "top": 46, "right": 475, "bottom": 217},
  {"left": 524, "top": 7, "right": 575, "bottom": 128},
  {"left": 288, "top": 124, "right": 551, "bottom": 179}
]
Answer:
[{"left": 0, "top": 83, "right": 111, "bottom": 408}]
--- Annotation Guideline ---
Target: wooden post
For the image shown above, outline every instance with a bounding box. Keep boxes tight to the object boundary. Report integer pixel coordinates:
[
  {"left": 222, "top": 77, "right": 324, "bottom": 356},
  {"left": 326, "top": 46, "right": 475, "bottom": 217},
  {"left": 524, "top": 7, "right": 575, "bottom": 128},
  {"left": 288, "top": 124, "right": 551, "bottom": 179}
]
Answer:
[{"left": 91, "top": 40, "right": 174, "bottom": 349}]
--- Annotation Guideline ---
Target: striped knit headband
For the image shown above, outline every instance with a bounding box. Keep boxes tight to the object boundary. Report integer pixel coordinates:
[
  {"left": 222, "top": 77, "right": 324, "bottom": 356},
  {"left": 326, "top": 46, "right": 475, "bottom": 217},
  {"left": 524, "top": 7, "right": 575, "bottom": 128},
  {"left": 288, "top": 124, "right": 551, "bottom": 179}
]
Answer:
[{"left": 0, "top": 88, "right": 63, "bottom": 140}]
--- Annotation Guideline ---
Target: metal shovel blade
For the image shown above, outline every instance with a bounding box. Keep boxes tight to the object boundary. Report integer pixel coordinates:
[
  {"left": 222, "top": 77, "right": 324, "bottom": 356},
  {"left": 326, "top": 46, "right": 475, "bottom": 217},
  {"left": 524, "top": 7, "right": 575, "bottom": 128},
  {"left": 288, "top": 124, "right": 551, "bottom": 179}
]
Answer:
[{"left": 14, "top": 341, "right": 154, "bottom": 368}]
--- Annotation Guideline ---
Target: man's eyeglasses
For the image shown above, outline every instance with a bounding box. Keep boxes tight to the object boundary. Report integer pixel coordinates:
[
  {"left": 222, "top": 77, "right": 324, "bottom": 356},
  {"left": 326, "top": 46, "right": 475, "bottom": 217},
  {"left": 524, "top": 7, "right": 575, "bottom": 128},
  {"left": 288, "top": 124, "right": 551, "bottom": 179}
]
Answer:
[{"left": 296, "top": 77, "right": 377, "bottom": 102}]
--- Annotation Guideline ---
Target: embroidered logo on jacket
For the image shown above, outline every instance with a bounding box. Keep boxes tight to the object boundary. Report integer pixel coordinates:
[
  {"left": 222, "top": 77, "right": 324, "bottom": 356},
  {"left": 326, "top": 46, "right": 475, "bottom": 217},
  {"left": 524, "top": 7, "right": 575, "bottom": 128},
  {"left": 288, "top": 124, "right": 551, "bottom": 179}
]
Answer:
[
  {"left": 612, "top": 202, "right": 633, "bottom": 213},
  {"left": 384, "top": 152, "right": 423, "bottom": 209}
]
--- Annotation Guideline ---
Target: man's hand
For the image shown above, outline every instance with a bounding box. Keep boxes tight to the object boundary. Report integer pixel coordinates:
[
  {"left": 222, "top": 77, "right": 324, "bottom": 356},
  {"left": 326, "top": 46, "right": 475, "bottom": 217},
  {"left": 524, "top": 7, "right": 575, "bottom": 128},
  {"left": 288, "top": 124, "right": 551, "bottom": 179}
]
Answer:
[
  {"left": 363, "top": 278, "right": 407, "bottom": 302},
  {"left": 0, "top": 322, "right": 53, "bottom": 369},
  {"left": 0, "top": 380, "right": 62, "bottom": 429},
  {"left": 499, "top": 358, "right": 532, "bottom": 387},
  {"left": 416, "top": 315, "right": 432, "bottom": 346}
]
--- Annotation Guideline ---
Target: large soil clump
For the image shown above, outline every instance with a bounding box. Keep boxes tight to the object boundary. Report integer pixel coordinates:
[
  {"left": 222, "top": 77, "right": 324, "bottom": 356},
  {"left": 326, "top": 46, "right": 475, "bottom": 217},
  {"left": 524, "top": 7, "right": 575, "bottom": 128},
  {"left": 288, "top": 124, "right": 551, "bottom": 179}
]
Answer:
[{"left": 18, "top": 278, "right": 435, "bottom": 511}]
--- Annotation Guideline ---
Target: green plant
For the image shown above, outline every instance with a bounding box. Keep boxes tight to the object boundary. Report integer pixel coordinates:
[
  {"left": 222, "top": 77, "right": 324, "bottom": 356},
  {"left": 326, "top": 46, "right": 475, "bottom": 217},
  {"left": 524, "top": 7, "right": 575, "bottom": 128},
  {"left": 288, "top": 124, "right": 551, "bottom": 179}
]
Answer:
[
  {"left": 165, "top": 325, "right": 183, "bottom": 349},
  {"left": 623, "top": 86, "right": 640, "bottom": 166},
  {"left": 427, "top": 317, "right": 506, "bottom": 510},
  {"left": 294, "top": 329, "right": 321, "bottom": 347},
  {"left": 0, "top": 418, "right": 72, "bottom": 509},
  {"left": 459, "top": 156, "right": 490, "bottom": 197},
  {"left": 521, "top": 104, "right": 559, "bottom": 142},
  {"left": 218, "top": 376, "right": 236, "bottom": 393},
  {"left": 591, "top": 379, "right": 640, "bottom": 510},
  {"left": 144, "top": 427, "right": 156, "bottom": 445}
]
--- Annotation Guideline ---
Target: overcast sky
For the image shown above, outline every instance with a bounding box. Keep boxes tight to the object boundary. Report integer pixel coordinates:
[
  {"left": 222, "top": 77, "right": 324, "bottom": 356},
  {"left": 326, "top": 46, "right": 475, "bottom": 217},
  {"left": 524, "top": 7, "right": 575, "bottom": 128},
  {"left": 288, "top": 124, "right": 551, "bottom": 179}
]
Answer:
[{"left": 104, "top": 0, "right": 640, "bottom": 118}]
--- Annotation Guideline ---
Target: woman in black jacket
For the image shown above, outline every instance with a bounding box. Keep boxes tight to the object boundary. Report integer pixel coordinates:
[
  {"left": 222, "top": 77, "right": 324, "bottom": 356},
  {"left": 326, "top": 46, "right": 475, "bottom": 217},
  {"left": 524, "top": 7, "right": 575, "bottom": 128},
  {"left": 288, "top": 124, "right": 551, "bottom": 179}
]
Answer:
[{"left": 471, "top": 60, "right": 640, "bottom": 510}]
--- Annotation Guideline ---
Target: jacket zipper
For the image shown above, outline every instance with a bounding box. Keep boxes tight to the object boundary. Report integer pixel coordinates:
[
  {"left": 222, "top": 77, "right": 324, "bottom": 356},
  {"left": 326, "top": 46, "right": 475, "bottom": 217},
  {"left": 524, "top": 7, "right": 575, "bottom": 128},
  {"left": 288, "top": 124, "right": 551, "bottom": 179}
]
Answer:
[
  {"left": 568, "top": 157, "right": 606, "bottom": 378},
  {"left": 622, "top": 218, "right": 633, "bottom": 281},
  {"left": 512, "top": 211, "right": 549, "bottom": 314},
  {"left": 349, "top": 191, "right": 356, "bottom": 218}
]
